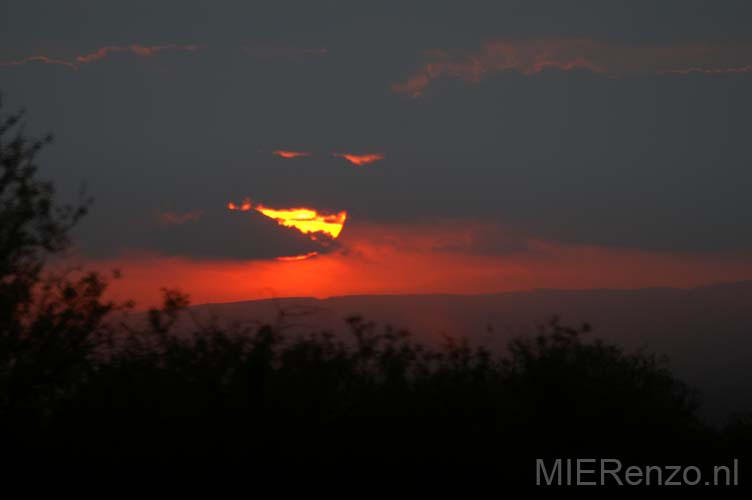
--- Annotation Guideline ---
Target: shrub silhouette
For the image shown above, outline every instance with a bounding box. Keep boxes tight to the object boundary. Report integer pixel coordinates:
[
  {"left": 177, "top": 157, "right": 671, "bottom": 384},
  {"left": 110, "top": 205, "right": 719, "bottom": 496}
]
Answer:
[
  {"left": 39, "top": 309, "right": 713, "bottom": 473},
  {"left": 1, "top": 98, "right": 749, "bottom": 486}
]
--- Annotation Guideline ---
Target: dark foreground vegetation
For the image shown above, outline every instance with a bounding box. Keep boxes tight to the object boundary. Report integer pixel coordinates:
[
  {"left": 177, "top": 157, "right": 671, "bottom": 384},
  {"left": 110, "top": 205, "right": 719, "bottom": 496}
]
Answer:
[{"left": 1, "top": 100, "right": 750, "bottom": 489}]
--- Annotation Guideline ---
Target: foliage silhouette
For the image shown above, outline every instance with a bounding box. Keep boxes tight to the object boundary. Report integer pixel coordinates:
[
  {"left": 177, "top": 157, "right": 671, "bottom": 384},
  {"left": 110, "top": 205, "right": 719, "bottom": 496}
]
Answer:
[{"left": 0, "top": 100, "right": 122, "bottom": 448}]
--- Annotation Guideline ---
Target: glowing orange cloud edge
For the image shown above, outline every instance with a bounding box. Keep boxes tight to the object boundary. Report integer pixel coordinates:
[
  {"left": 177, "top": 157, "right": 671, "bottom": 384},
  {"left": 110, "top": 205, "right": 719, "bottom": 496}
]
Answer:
[
  {"left": 332, "top": 153, "right": 384, "bottom": 166},
  {"left": 254, "top": 204, "right": 347, "bottom": 239},
  {"left": 272, "top": 150, "right": 311, "bottom": 159},
  {"left": 226, "top": 198, "right": 347, "bottom": 239},
  {"left": 227, "top": 197, "right": 252, "bottom": 211}
]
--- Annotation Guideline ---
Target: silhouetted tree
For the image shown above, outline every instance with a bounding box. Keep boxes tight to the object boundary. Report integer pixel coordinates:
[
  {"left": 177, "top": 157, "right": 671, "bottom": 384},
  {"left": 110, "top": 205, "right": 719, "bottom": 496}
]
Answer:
[{"left": 0, "top": 99, "right": 116, "bottom": 441}]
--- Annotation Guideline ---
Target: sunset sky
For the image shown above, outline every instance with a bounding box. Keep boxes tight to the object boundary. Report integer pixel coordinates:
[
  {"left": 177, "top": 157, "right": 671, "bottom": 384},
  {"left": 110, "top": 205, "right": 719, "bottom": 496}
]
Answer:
[{"left": 2, "top": 1, "right": 751, "bottom": 306}]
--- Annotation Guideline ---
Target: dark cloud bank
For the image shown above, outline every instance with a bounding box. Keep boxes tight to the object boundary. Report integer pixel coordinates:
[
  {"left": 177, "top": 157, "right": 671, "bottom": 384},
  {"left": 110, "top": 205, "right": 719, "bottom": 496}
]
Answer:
[{"left": 2, "top": 0, "right": 751, "bottom": 260}]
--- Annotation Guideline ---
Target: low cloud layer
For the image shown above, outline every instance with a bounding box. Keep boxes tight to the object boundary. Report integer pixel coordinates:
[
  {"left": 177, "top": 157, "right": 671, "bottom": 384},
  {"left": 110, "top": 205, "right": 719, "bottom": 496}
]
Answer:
[{"left": 77, "top": 207, "right": 337, "bottom": 261}]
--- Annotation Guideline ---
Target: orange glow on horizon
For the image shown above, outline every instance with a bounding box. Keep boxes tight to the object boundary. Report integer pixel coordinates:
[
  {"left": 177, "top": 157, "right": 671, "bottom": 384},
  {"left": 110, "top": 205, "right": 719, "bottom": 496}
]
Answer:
[
  {"left": 272, "top": 150, "right": 311, "bottom": 159},
  {"left": 332, "top": 153, "right": 384, "bottom": 166},
  {"left": 91, "top": 231, "right": 752, "bottom": 309}
]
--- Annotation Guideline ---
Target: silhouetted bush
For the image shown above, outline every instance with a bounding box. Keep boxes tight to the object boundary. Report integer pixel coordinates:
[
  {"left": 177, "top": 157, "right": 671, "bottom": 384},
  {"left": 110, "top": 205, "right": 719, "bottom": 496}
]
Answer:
[{"left": 23, "top": 305, "right": 715, "bottom": 473}]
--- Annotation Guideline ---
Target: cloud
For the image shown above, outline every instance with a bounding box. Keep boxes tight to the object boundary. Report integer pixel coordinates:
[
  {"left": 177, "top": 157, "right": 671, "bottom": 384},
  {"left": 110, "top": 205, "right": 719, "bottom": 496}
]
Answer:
[
  {"left": 272, "top": 150, "right": 311, "bottom": 158},
  {"left": 81, "top": 206, "right": 336, "bottom": 262},
  {"left": 332, "top": 153, "right": 384, "bottom": 166},
  {"left": 393, "top": 39, "right": 752, "bottom": 97},
  {"left": 77, "top": 195, "right": 349, "bottom": 262},
  {"left": 225, "top": 198, "right": 347, "bottom": 240},
  {"left": 227, "top": 198, "right": 253, "bottom": 211},
  {"left": 0, "top": 55, "right": 78, "bottom": 70},
  {"left": 74, "top": 44, "right": 200, "bottom": 64},
  {"left": 0, "top": 44, "right": 200, "bottom": 70}
]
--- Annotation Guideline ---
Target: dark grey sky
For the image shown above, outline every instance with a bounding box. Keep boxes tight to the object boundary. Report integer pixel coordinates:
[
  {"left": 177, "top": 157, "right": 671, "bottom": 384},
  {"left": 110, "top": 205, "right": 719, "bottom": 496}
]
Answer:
[{"left": 2, "top": 0, "right": 751, "bottom": 262}]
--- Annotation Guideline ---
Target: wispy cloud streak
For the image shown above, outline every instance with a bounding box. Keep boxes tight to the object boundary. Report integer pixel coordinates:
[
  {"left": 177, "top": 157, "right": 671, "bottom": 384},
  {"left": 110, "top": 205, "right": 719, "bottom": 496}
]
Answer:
[
  {"left": 0, "top": 55, "right": 78, "bottom": 70},
  {"left": 393, "top": 39, "right": 752, "bottom": 97},
  {"left": 1, "top": 44, "right": 200, "bottom": 70},
  {"left": 74, "top": 44, "right": 200, "bottom": 64}
]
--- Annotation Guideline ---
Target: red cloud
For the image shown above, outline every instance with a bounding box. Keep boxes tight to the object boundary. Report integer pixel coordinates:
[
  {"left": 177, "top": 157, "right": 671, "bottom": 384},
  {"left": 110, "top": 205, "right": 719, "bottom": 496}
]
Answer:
[
  {"left": 332, "top": 153, "right": 384, "bottom": 166},
  {"left": 1, "top": 44, "right": 200, "bottom": 70},
  {"left": 393, "top": 39, "right": 752, "bottom": 97},
  {"left": 272, "top": 150, "right": 311, "bottom": 159}
]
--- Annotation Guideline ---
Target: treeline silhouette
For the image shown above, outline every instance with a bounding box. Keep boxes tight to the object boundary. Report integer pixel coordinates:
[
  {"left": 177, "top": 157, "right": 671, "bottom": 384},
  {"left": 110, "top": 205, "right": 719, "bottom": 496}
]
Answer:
[{"left": 1, "top": 99, "right": 750, "bottom": 487}]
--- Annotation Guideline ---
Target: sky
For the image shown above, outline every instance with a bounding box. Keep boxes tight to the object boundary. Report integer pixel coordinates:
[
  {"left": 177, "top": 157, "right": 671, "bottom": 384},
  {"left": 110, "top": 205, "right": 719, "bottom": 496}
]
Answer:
[{"left": 2, "top": 1, "right": 752, "bottom": 306}]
